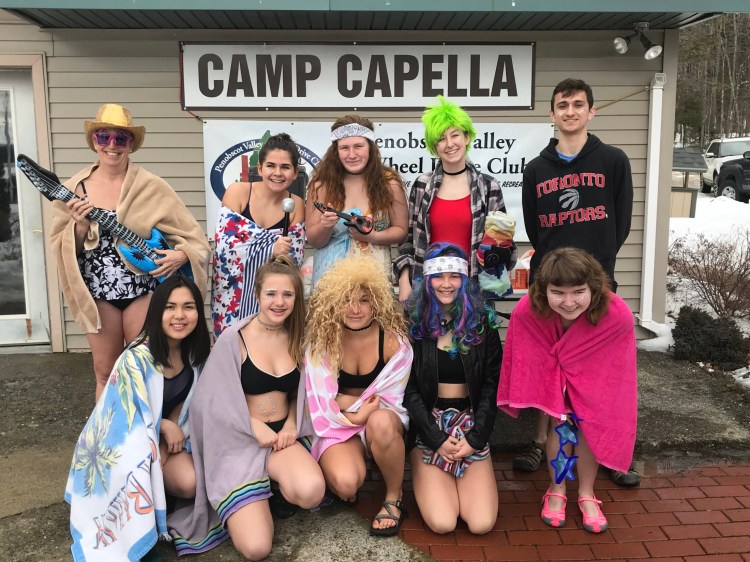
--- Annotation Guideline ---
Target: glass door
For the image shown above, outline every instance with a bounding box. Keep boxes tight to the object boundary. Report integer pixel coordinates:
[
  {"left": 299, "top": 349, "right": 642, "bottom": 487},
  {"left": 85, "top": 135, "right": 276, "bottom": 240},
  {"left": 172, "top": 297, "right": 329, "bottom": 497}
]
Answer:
[{"left": 0, "top": 69, "right": 49, "bottom": 345}]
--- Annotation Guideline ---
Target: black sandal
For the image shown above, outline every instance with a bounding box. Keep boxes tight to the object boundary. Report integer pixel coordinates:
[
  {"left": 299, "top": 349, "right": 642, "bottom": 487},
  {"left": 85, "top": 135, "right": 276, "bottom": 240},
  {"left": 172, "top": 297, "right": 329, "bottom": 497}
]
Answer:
[
  {"left": 609, "top": 467, "right": 641, "bottom": 487},
  {"left": 334, "top": 492, "right": 358, "bottom": 507},
  {"left": 268, "top": 491, "right": 300, "bottom": 519},
  {"left": 513, "top": 440, "right": 545, "bottom": 472},
  {"left": 369, "top": 499, "right": 407, "bottom": 537}
]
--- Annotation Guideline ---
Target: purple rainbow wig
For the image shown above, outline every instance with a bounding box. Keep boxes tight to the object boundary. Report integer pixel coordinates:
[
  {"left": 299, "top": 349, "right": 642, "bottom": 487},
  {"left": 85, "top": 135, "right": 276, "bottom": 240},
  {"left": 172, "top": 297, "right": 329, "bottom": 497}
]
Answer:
[{"left": 406, "top": 242, "right": 495, "bottom": 355}]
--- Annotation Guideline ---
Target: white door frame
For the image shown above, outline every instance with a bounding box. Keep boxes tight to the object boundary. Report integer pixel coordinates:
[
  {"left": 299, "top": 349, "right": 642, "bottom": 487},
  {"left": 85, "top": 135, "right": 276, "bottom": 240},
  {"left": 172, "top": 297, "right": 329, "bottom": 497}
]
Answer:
[{"left": 0, "top": 54, "right": 63, "bottom": 351}]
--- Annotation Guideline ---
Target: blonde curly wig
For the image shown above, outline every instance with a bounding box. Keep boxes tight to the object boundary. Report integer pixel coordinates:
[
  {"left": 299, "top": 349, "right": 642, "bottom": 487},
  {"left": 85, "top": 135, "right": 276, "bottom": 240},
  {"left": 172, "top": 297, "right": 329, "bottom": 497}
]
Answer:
[{"left": 305, "top": 256, "right": 406, "bottom": 375}]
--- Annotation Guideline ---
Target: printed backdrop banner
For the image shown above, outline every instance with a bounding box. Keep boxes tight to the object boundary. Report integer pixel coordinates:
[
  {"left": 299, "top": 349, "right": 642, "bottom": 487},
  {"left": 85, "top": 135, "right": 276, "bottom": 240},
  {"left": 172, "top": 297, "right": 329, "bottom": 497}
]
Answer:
[{"left": 203, "top": 120, "right": 553, "bottom": 241}]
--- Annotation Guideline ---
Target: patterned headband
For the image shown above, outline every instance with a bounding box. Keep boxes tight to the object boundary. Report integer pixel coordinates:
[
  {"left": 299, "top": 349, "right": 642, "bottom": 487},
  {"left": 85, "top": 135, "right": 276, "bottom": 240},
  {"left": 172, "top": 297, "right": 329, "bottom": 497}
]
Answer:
[
  {"left": 330, "top": 123, "right": 376, "bottom": 142},
  {"left": 423, "top": 256, "right": 469, "bottom": 276}
]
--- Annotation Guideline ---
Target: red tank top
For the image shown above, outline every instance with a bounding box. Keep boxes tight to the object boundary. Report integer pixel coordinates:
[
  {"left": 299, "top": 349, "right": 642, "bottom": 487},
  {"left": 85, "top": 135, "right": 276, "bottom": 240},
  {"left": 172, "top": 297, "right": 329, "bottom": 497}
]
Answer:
[{"left": 429, "top": 195, "right": 472, "bottom": 259}]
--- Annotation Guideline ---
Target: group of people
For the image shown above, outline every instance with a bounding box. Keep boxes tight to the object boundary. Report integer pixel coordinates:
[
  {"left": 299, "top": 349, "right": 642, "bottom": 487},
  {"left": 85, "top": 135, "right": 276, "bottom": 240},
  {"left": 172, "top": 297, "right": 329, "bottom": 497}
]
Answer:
[{"left": 59, "top": 77, "right": 637, "bottom": 562}]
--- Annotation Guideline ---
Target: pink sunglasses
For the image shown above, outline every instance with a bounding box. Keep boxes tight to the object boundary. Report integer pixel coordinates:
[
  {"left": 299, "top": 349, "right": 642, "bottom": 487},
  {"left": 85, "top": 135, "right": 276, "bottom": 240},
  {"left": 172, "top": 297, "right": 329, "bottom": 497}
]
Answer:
[{"left": 93, "top": 131, "right": 133, "bottom": 148}]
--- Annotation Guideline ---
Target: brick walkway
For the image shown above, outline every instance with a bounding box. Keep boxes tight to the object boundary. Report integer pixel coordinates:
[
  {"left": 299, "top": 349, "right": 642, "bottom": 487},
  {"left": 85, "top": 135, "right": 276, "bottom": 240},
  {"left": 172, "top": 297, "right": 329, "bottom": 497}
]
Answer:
[{"left": 355, "top": 453, "right": 750, "bottom": 561}]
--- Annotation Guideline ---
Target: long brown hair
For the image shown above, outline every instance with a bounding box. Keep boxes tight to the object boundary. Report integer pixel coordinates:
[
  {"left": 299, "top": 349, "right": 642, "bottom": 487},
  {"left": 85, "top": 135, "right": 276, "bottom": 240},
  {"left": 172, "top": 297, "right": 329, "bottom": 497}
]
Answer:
[
  {"left": 529, "top": 247, "right": 611, "bottom": 326},
  {"left": 308, "top": 115, "right": 403, "bottom": 216},
  {"left": 253, "top": 255, "right": 305, "bottom": 365}
]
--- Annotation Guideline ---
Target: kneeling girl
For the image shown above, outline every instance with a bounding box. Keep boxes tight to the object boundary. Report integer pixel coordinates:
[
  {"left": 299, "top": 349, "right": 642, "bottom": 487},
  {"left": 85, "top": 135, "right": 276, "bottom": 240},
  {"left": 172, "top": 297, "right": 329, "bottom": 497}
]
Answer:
[
  {"left": 404, "top": 242, "right": 501, "bottom": 535},
  {"left": 66, "top": 275, "right": 210, "bottom": 561},
  {"left": 170, "top": 256, "right": 325, "bottom": 561}
]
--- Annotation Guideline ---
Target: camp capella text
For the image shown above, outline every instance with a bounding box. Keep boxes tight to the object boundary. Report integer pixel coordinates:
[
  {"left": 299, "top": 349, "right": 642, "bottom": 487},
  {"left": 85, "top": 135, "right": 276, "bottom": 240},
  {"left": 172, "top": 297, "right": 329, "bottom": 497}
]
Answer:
[{"left": 196, "top": 53, "right": 520, "bottom": 99}]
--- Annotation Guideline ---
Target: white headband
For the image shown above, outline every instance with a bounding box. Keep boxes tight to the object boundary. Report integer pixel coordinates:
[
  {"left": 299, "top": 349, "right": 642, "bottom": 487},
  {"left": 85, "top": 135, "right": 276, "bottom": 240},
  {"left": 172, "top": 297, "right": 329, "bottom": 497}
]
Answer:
[
  {"left": 330, "top": 123, "right": 376, "bottom": 142},
  {"left": 423, "top": 256, "right": 468, "bottom": 276}
]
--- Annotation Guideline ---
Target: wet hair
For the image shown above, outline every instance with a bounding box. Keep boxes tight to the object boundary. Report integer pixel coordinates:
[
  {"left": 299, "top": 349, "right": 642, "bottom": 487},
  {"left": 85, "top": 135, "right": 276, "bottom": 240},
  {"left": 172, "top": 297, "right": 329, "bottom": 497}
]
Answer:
[
  {"left": 307, "top": 115, "right": 403, "bottom": 216},
  {"left": 421, "top": 96, "right": 477, "bottom": 157},
  {"left": 528, "top": 247, "right": 611, "bottom": 325},
  {"left": 258, "top": 132, "right": 301, "bottom": 169},
  {"left": 253, "top": 255, "right": 306, "bottom": 365},
  {"left": 550, "top": 78, "right": 594, "bottom": 111},
  {"left": 305, "top": 256, "right": 407, "bottom": 375},
  {"left": 132, "top": 275, "right": 210, "bottom": 369},
  {"left": 405, "top": 243, "right": 496, "bottom": 355}
]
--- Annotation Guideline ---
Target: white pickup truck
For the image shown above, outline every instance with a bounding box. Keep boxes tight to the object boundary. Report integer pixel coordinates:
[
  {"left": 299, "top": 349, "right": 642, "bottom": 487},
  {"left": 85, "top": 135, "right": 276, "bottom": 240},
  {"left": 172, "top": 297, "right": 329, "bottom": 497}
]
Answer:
[{"left": 701, "top": 137, "right": 750, "bottom": 192}]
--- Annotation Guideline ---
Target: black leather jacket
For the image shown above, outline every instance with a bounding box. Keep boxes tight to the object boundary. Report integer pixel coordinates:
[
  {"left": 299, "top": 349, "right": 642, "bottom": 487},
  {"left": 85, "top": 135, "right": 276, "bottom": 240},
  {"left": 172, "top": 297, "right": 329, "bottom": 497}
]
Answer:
[{"left": 404, "top": 325, "right": 501, "bottom": 452}]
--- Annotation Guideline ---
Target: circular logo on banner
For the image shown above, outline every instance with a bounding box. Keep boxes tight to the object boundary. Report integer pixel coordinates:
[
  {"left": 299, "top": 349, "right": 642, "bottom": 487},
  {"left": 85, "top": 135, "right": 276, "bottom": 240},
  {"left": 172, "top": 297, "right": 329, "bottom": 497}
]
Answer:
[{"left": 209, "top": 138, "right": 321, "bottom": 201}]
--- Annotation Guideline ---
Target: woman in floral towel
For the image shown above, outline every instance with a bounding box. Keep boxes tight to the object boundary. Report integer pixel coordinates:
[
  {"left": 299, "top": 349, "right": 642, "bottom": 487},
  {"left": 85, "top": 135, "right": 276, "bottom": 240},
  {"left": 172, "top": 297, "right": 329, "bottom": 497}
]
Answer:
[{"left": 212, "top": 133, "right": 305, "bottom": 335}]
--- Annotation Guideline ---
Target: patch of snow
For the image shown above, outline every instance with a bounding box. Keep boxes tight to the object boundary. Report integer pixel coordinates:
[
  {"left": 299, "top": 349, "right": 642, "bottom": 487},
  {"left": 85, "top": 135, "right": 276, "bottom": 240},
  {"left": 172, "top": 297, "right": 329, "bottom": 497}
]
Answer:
[
  {"left": 645, "top": 192, "right": 750, "bottom": 354},
  {"left": 637, "top": 321, "right": 674, "bottom": 352},
  {"left": 730, "top": 367, "right": 750, "bottom": 391}
]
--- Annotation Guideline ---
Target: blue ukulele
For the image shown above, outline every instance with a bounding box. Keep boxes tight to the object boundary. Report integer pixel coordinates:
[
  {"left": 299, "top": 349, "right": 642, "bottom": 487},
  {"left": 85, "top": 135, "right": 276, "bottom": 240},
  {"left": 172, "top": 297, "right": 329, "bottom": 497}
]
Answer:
[{"left": 16, "top": 154, "right": 193, "bottom": 282}]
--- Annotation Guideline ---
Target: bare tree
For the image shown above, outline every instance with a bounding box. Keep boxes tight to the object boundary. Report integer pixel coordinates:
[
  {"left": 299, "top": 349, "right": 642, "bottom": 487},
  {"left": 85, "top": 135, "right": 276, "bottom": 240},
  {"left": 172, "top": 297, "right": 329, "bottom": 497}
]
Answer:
[{"left": 676, "top": 13, "right": 750, "bottom": 146}]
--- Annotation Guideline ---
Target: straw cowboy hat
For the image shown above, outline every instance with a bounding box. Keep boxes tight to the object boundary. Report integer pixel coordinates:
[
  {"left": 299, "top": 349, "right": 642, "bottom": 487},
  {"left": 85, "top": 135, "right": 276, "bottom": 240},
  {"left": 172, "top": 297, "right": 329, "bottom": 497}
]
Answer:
[{"left": 84, "top": 103, "right": 146, "bottom": 153}]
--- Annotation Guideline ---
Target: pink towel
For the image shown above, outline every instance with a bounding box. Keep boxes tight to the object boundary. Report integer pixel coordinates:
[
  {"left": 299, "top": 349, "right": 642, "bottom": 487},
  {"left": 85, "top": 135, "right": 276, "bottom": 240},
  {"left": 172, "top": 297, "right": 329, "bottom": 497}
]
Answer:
[
  {"left": 304, "top": 334, "right": 412, "bottom": 461},
  {"left": 497, "top": 294, "right": 637, "bottom": 472}
]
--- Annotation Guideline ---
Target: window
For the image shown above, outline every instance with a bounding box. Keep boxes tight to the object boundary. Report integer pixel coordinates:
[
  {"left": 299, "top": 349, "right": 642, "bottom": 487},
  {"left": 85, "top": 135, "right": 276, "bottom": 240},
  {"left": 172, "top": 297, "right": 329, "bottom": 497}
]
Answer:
[{"left": 719, "top": 139, "right": 750, "bottom": 157}]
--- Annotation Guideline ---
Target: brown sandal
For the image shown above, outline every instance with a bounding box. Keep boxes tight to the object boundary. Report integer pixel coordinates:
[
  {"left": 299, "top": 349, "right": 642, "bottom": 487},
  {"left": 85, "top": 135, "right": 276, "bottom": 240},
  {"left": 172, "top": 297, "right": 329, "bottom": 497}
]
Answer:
[{"left": 369, "top": 499, "right": 407, "bottom": 537}]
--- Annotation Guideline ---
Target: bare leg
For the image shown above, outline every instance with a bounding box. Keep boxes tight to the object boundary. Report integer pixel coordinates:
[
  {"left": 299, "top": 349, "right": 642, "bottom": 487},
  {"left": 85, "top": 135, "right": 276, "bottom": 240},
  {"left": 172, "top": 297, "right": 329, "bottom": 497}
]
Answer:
[
  {"left": 456, "top": 457, "right": 498, "bottom": 534},
  {"left": 226, "top": 501, "right": 274, "bottom": 561},
  {"left": 268, "top": 442, "right": 326, "bottom": 509},
  {"left": 161, "top": 401, "right": 195, "bottom": 499},
  {"left": 574, "top": 432, "right": 601, "bottom": 516},
  {"left": 122, "top": 293, "right": 151, "bottom": 345},
  {"left": 85, "top": 295, "right": 150, "bottom": 401},
  {"left": 163, "top": 451, "right": 196, "bottom": 499},
  {"left": 534, "top": 410, "right": 551, "bottom": 444},
  {"left": 408, "top": 448, "right": 459, "bottom": 534},
  {"left": 86, "top": 300, "right": 125, "bottom": 401},
  {"left": 365, "top": 409, "right": 406, "bottom": 531},
  {"left": 545, "top": 420, "right": 569, "bottom": 511},
  {"left": 318, "top": 438, "right": 366, "bottom": 502}
]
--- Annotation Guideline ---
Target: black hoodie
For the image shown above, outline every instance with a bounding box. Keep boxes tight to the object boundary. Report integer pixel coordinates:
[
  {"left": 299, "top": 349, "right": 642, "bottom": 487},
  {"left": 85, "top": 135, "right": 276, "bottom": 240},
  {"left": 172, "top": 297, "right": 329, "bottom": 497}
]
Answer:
[{"left": 521, "top": 134, "right": 633, "bottom": 286}]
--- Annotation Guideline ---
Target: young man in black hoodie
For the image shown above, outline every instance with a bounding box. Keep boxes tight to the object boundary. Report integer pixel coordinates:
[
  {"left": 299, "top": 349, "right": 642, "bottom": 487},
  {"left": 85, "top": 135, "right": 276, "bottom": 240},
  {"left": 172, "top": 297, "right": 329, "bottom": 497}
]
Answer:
[{"left": 513, "top": 78, "right": 639, "bottom": 487}]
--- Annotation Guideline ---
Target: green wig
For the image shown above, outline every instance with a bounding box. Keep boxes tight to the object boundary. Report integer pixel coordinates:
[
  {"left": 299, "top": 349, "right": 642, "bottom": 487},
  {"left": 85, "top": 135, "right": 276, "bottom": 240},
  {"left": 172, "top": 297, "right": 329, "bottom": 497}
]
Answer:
[{"left": 421, "top": 95, "right": 477, "bottom": 157}]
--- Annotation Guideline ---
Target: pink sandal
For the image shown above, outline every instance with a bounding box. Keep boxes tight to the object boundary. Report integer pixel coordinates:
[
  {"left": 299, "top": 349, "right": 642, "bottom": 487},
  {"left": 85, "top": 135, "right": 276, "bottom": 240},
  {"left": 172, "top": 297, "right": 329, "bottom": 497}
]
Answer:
[
  {"left": 541, "top": 489, "right": 567, "bottom": 528},
  {"left": 578, "top": 496, "right": 608, "bottom": 533}
]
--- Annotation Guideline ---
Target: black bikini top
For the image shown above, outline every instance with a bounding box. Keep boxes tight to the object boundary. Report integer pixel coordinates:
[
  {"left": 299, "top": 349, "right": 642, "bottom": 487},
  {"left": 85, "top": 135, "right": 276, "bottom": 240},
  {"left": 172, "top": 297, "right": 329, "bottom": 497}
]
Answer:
[
  {"left": 241, "top": 183, "right": 288, "bottom": 230},
  {"left": 337, "top": 329, "right": 386, "bottom": 389},
  {"left": 239, "top": 332, "right": 300, "bottom": 395},
  {"left": 437, "top": 347, "right": 466, "bottom": 384},
  {"left": 162, "top": 363, "right": 193, "bottom": 418}
]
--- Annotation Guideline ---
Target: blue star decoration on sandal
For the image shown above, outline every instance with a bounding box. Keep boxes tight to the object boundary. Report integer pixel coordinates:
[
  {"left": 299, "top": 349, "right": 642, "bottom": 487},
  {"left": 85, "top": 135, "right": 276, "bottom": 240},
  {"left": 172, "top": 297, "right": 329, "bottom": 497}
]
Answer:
[{"left": 551, "top": 449, "right": 578, "bottom": 484}]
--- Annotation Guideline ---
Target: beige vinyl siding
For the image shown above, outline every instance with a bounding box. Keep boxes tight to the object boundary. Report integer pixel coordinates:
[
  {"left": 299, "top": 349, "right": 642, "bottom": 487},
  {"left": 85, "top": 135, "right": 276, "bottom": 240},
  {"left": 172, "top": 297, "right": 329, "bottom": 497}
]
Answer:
[
  {"left": 0, "top": 11, "right": 53, "bottom": 51},
  {"left": 0, "top": 19, "right": 665, "bottom": 349}
]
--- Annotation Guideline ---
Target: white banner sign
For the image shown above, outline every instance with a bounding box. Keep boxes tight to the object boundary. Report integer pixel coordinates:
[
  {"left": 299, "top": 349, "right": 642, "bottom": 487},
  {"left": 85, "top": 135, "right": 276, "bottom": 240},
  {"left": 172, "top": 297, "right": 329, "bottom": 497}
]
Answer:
[
  {"left": 183, "top": 43, "right": 535, "bottom": 110},
  {"left": 204, "top": 120, "right": 553, "bottom": 241}
]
